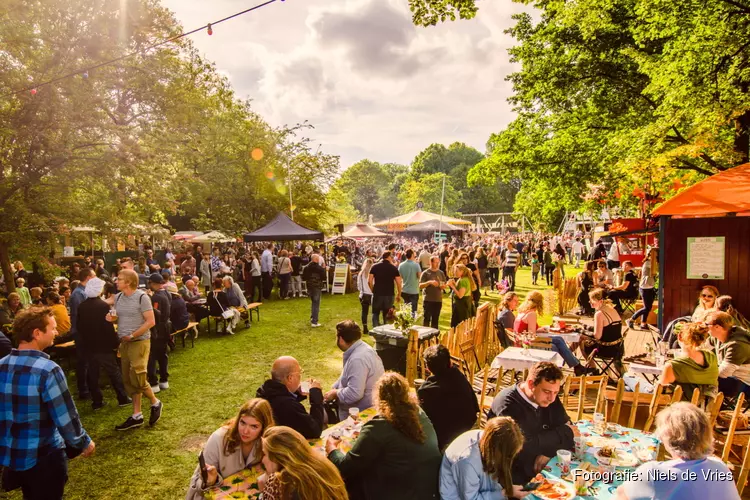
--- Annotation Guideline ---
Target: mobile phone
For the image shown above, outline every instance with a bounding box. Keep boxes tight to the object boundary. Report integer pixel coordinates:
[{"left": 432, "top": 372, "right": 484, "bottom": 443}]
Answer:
[
  {"left": 199, "top": 451, "right": 208, "bottom": 484},
  {"left": 522, "top": 481, "right": 542, "bottom": 491}
]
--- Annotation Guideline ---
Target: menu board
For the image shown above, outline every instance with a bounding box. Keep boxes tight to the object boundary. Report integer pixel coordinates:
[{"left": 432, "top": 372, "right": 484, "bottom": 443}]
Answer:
[
  {"left": 687, "top": 237, "right": 725, "bottom": 279},
  {"left": 331, "top": 263, "right": 349, "bottom": 294}
]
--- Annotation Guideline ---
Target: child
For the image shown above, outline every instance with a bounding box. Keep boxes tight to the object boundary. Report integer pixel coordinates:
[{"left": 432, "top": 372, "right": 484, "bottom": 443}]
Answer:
[
  {"left": 15, "top": 278, "right": 32, "bottom": 307},
  {"left": 29, "top": 287, "right": 44, "bottom": 305},
  {"left": 531, "top": 255, "right": 541, "bottom": 285}
]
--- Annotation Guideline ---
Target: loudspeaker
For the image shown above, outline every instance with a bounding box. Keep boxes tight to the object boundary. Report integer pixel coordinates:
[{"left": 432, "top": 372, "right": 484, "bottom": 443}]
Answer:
[{"left": 335, "top": 224, "right": 344, "bottom": 233}]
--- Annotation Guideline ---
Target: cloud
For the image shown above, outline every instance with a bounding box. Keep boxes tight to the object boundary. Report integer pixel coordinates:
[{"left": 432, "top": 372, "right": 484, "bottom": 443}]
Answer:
[{"left": 163, "top": 0, "right": 532, "bottom": 170}]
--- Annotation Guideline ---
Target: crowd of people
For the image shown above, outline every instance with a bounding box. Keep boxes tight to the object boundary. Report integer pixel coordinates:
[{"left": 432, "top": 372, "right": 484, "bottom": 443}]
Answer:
[{"left": 2, "top": 227, "right": 750, "bottom": 500}]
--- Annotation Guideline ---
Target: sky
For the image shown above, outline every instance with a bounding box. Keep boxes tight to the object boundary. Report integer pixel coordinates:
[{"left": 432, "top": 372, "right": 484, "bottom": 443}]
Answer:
[{"left": 161, "top": 0, "right": 529, "bottom": 171}]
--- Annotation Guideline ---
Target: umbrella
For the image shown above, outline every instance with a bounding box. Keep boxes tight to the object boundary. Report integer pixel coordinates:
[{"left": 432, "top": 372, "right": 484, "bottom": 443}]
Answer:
[{"left": 188, "top": 231, "right": 234, "bottom": 244}]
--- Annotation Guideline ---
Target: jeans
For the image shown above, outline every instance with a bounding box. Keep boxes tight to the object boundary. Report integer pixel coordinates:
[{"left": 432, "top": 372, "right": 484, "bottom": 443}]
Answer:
[
  {"left": 545, "top": 264, "right": 555, "bottom": 286},
  {"left": 73, "top": 333, "right": 89, "bottom": 396},
  {"left": 573, "top": 253, "right": 582, "bottom": 268},
  {"left": 279, "top": 273, "right": 290, "bottom": 298},
  {"left": 502, "top": 266, "right": 517, "bottom": 291},
  {"left": 309, "top": 288, "right": 322, "bottom": 323},
  {"left": 423, "top": 301, "right": 442, "bottom": 329},
  {"left": 88, "top": 350, "right": 129, "bottom": 405},
  {"left": 551, "top": 337, "right": 580, "bottom": 368},
  {"left": 488, "top": 268, "right": 499, "bottom": 290},
  {"left": 261, "top": 271, "right": 273, "bottom": 299},
  {"left": 5, "top": 448, "right": 68, "bottom": 500},
  {"left": 402, "top": 293, "right": 419, "bottom": 316},
  {"left": 360, "top": 294, "right": 372, "bottom": 331},
  {"left": 147, "top": 336, "right": 169, "bottom": 386},
  {"left": 631, "top": 287, "right": 656, "bottom": 324},
  {"left": 290, "top": 275, "right": 302, "bottom": 296},
  {"left": 372, "top": 295, "right": 394, "bottom": 327}
]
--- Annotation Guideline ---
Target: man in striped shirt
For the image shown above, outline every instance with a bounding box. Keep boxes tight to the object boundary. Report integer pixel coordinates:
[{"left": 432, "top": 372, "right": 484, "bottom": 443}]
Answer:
[
  {"left": 501, "top": 242, "right": 520, "bottom": 292},
  {"left": 0, "top": 307, "right": 95, "bottom": 499}
]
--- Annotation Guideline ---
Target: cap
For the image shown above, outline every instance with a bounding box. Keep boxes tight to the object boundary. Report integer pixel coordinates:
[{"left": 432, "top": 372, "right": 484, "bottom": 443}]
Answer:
[
  {"left": 165, "top": 283, "right": 179, "bottom": 295},
  {"left": 148, "top": 273, "right": 164, "bottom": 284}
]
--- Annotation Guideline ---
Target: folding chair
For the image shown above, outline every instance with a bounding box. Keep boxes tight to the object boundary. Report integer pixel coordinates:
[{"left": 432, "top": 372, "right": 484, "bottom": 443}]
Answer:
[
  {"left": 588, "top": 338, "right": 625, "bottom": 382},
  {"left": 562, "top": 374, "right": 607, "bottom": 421},
  {"left": 620, "top": 296, "right": 637, "bottom": 317}
]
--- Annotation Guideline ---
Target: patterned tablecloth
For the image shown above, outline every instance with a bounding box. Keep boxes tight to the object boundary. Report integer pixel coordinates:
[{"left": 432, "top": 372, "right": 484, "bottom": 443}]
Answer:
[
  {"left": 206, "top": 408, "right": 378, "bottom": 499},
  {"left": 491, "top": 347, "right": 564, "bottom": 371},
  {"left": 533, "top": 420, "right": 660, "bottom": 500}
]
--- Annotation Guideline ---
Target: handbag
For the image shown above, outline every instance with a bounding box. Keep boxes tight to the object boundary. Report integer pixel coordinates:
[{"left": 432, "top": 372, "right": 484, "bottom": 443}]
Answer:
[
  {"left": 215, "top": 292, "right": 235, "bottom": 320},
  {"left": 323, "top": 400, "right": 340, "bottom": 425}
]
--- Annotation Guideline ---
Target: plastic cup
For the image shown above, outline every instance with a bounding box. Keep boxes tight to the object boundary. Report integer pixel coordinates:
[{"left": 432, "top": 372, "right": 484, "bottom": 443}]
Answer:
[
  {"left": 574, "top": 436, "right": 586, "bottom": 460},
  {"left": 557, "top": 449, "right": 572, "bottom": 474},
  {"left": 349, "top": 407, "right": 360, "bottom": 422},
  {"left": 593, "top": 412, "right": 606, "bottom": 434},
  {"left": 559, "top": 320, "right": 567, "bottom": 329},
  {"left": 655, "top": 354, "right": 666, "bottom": 367}
]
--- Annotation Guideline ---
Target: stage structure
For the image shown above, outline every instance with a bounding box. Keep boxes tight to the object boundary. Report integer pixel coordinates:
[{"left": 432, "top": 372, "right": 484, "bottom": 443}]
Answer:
[{"left": 461, "top": 213, "right": 534, "bottom": 234}]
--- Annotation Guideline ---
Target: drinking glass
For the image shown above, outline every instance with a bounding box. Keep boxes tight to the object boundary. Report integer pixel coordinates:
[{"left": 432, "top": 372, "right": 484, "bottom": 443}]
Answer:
[
  {"left": 557, "top": 449, "right": 572, "bottom": 474},
  {"left": 593, "top": 412, "right": 605, "bottom": 434},
  {"left": 349, "top": 407, "right": 360, "bottom": 422}
]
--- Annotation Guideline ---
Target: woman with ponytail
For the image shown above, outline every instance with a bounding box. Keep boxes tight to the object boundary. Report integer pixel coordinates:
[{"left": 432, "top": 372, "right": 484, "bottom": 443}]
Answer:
[
  {"left": 259, "top": 426, "right": 348, "bottom": 500},
  {"left": 326, "top": 372, "right": 442, "bottom": 500}
]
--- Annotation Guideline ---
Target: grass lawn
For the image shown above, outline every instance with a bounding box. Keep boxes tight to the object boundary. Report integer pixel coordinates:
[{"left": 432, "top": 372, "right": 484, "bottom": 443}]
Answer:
[{"left": 14, "top": 267, "right": 556, "bottom": 499}]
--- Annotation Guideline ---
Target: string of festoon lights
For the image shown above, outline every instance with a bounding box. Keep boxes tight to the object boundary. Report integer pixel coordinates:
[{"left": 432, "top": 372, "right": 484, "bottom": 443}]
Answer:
[{"left": 1, "top": 0, "right": 282, "bottom": 99}]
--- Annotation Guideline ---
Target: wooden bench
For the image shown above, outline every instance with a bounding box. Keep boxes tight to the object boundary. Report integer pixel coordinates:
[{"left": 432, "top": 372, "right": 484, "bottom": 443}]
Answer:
[
  {"left": 246, "top": 302, "right": 261, "bottom": 322},
  {"left": 171, "top": 321, "right": 199, "bottom": 348},
  {"left": 50, "top": 340, "right": 77, "bottom": 369}
]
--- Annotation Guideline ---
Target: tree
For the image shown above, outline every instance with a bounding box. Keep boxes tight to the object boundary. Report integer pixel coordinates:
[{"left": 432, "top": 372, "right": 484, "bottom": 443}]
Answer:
[
  {"left": 408, "top": 0, "right": 478, "bottom": 26},
  {"left": 333, "top": 160, "right": 405, "bottom": 220},
  {"left": 399, "top": 173, "right": 462, "bottom": 214},
  {"left": 467, "top": 0, "right": 750, "bottom": 228}
]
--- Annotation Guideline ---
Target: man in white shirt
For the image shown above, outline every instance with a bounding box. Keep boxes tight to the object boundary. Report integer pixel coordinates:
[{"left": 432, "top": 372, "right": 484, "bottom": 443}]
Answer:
[
  {"left": 261, "top": 244, "right": 274, "bottom": 300},
  {"left": 418, "top": 246, "right": 432, "bottom": 271},
  {"left": 571, "top": 238, "right": 585, "bottom": 268}
]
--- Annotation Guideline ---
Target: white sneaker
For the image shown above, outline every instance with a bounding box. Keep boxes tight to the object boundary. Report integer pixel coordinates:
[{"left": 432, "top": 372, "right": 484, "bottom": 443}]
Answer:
[
  {"left": 151, "top": 385, "right": 161, "bottom": 394},
  {"left": 159, "top": 382, "right": 169, "bottom": 390},
  {"left": 227, "top": 328, "right": 235, "bottom": 335},
  {"left": 311, "top": 323, "right": 322, "bottom": 328}
]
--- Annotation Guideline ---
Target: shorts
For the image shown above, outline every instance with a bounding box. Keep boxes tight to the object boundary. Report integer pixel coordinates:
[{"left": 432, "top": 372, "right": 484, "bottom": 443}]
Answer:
[{"left": 119, "top": 339, "right": 151, "bottom": 396}]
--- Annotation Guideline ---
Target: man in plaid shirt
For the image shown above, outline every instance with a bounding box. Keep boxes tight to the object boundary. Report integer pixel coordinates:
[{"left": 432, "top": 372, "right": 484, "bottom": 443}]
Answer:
[{"left": 0, "top": 307, "right": 95, "bottom": 499}]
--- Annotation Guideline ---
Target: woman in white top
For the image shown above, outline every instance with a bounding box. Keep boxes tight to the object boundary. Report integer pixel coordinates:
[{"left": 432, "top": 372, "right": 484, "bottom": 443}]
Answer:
[
  {"left": 629, "top": 248, "right": 658, "bottom": 330},
  {"left": 276, "top": 249, "right": 293, "bottom": 300},
  {"left": 617, "top": 402, "right": 739, "bottom": 500},
  {"left": 595, "top": 260, "right": 614, "bottom": 288},
  {"left": 358, "top": 258, "right": 374, "bottom": 334},
  {"left": 186, "top": 399, "right": 274, "bottom": 499}
]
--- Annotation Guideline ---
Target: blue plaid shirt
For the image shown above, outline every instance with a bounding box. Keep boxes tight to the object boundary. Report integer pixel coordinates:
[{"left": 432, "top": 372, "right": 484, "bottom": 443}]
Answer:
[{"left": 0, "top": 349, "right": 91, "bottom": 471}]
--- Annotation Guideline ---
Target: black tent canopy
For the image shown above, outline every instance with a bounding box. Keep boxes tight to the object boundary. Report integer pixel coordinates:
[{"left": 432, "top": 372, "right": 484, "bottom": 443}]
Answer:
[{"left": 243, "top": 213, "right": 324, "bottom": 242}]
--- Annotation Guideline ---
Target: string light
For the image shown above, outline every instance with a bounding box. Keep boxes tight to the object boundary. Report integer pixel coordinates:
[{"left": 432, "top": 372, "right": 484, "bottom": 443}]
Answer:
[
  {"left": 251, "top": 148, "right": 264, "bottom": 161},
  {"left": 2, "top": 0, "right": 280, "bottom": 99}
]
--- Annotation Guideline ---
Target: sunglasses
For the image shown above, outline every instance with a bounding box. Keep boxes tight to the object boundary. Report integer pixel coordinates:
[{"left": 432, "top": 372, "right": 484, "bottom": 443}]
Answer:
[
  {"left": 701, "top": 294, "right": 715, "bottom": 299},
  {"left": 704, "top": 322, "right": 715, "bottom": 327}
]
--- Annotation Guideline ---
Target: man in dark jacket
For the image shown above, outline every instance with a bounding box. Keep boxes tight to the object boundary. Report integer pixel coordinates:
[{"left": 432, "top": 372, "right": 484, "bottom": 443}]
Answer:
[
  {"left": 256, "top": 356, "right": 325, "bottom": 439},
  {"left": 301, "top": 255, "right": 327, "bottom": 327},
  {"left": 0, "top": 330, "right": 11, "bottom": 359},
  {"left": 77, "top": 277, "right": 130, "bottom": 410},
  {"left": 488, "top": 361, "right": 576, "bottom": 484},
  {"left": 166, "top": 283, "right": 189, "bottom": 332},
  {"left": 147, "top": 273, "right": 171, "bottom": 393},
  {"left": 417, "top": 344, "right": 478, "bottom": 450}
]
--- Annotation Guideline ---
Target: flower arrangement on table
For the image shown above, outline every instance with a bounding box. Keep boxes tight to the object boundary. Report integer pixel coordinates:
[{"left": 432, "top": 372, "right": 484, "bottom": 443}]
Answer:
[
  {"left": 392, "top": 303, "right": 419, "bottom": 334},
  {"left": 519, "top": 333, "right": 533, "bottom": 352}
]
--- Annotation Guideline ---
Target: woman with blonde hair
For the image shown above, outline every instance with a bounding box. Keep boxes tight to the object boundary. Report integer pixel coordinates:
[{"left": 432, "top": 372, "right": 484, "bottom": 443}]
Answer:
[
  {"left": 581, "top": 288, "right": 623, "bottom": 362},
  {"left": 446, "top": 249, "right": 460, "bottom": 279},
  {"left": 692, "top": 285, "right": 719, "bottom": 322},
  {"left": 658, "top": 323, "right": 718, "bottom": 402},
  {"left": 260, "top": 426, "right": 347, "bottom": 500},
  {"left": 357, "top": 257, "right": 374, "bottom": 334},
  {"left": 440, "top": 417, "right": 527, "bottom": 500},
  {"left": 186, "top": 399, "right": 274, "bottom": 499},
  {"left": 516, "top": 291, "right": 588, "bottom": 375},
  {"left": 448, "top": 264, "right": 476, "bottom": 327},
  {"left": 326, "top": 372, "right": 441, "bottom": 500}
]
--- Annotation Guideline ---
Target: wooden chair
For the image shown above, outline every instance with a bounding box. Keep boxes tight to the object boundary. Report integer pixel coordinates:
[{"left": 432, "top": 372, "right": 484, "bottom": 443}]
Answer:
[
  {"left": 643, "top": 385, "right": 666, "bottom": 433},
  {"left": 530, "top": 336, "right": 554, "bottom": 351},
  {"left": 709, "top": 392, "right": 725, "bottom": 427},
  {"left": 736, "top": 439, "right": 750, "bottom": 495},
  {"left": 719, "top": 393, "right": 747, "bottom": 464},
  {"left": 562, "top": 375, "right": 607, "bottom": 421},
  {"left": 610, "top": 379, "right": 626, "bottom": 423},
  {"left": 459, "top": 339, "right": 479, "bottom": 378}
]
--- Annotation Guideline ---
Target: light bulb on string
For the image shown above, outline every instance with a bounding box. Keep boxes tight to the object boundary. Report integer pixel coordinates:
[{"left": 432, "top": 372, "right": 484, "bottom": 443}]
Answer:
[
  {"left": 207, "top": 23, "right": 213, "bottom": 35},
  {"left": 30, "top": 88, "right": 37, "bottom": 95},
  {"left": 251, "top": 148, "right": 264, "bottom": 161}
]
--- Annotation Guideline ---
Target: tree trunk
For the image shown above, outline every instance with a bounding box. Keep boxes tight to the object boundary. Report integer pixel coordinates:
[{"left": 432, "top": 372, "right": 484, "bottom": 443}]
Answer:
[
  {"left": 735, "top": 109, "right": 750, "bottom": 165},
  {"left": 0, "top": 240, "right": 16, "bottom": 293}
]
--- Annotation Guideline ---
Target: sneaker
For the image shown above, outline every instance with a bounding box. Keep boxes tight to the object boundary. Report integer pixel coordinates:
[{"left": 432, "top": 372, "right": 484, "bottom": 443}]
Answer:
[
  {"left": 115, "top": 415, "right": 144, "bottom": 431},
  {"left": 626, "top": 319, "right": 634, "bottom": 330},
  {"left": 149, "top": 401, "right": 163, "bottom": 426},
  {"left": 118, "top": 398, "right": 132, "bottom": 407},
  {"left": 151, "top": 385, "right": 161, "bottom": 394},
  {"left": 311, "top": 323, "right": 322, "bottom": 328},
  {"left": 159, "top": 381, "right": 169, "bottom": 390},
  {"left": 226, "top": 327, "right": 235, "bottom": 335},
  {"left": 92, "top": 401, "right": 105, "bottom": 411},
  {"left": 284, "top": 296, "right": 290, "bottom": 300},
  {"left": 244, "top": 320, "right": 250, "bottom": 328}
]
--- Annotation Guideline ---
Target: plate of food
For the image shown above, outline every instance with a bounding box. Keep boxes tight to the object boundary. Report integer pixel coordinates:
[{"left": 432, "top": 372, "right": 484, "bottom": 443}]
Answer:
[{"left": 529, "top": 474, "right": 576, "bottom": 500}]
